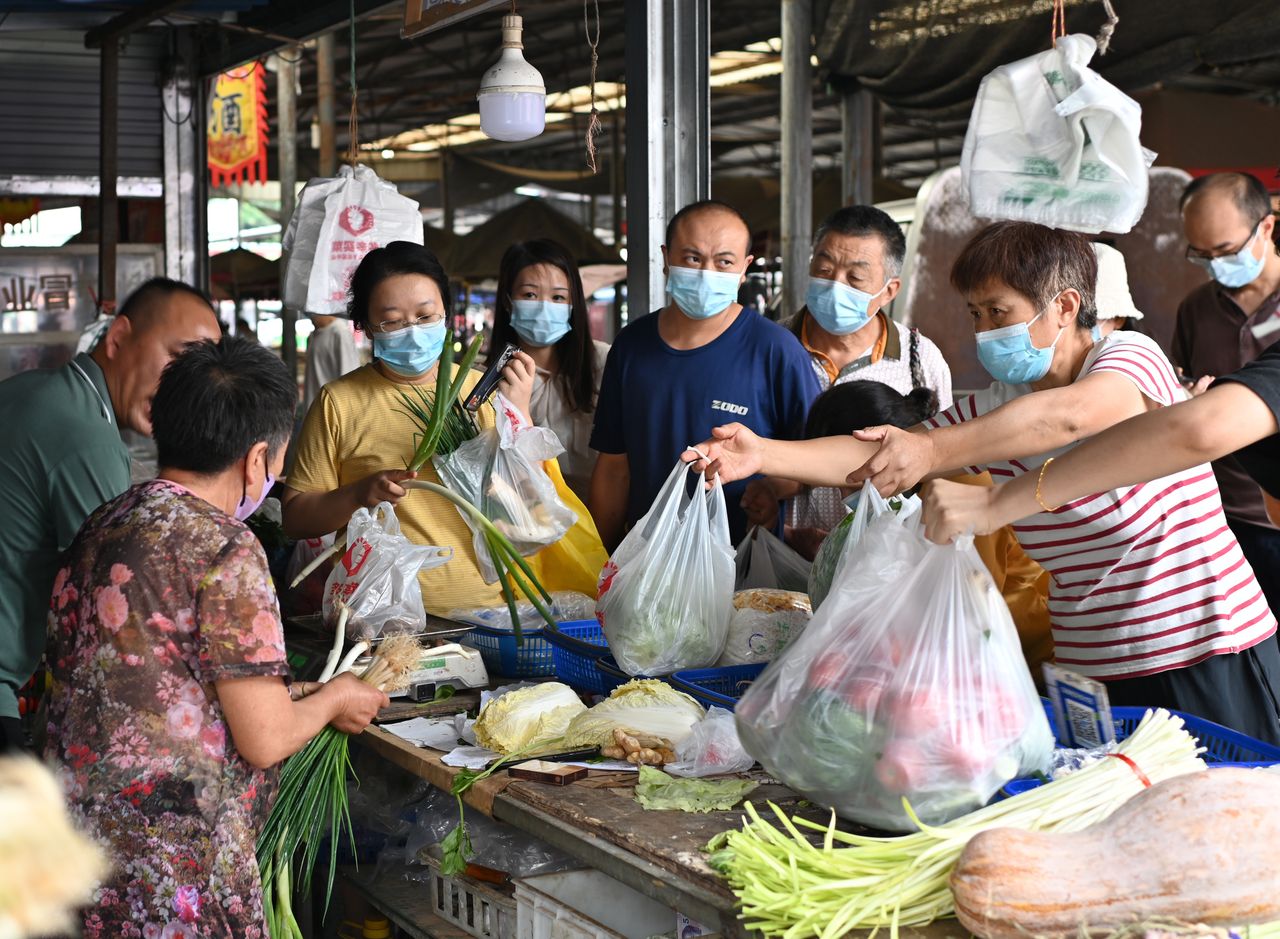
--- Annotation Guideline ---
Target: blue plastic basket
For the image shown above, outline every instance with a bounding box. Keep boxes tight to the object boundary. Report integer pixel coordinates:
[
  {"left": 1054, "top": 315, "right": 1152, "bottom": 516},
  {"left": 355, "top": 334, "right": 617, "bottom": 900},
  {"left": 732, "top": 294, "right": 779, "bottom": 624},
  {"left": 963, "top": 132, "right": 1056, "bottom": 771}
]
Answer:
[
  {"left": 669, "top": 664, "right": 767, "bottom": 711},
  {"left": 595, "top": 654, "right": 664, "bottom": 694},
  {"left": 461, "top": 624, "right": 555, "bottom": 679},
  {"left": 544, "top": 620, "right": 611, "bottom": 694}
]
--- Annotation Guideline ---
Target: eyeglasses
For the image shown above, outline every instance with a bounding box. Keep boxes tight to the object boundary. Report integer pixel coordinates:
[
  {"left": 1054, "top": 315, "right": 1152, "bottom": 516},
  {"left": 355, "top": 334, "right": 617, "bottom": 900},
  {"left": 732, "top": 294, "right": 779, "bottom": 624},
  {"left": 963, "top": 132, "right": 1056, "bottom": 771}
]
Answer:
[
  {"left": 374, "top": 312, "right": 445, "bottom": 334},
  {"left": 1185, "top": 219, "right": 1264, "bottom": 263}
]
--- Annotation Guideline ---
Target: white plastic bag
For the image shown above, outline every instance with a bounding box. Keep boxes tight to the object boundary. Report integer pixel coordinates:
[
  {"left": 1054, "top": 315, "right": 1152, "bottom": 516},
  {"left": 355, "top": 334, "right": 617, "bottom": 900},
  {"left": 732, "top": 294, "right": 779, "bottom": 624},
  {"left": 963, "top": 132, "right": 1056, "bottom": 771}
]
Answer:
[
  {"left": 596, "top": 458, "right": 735, "bottom": 676},
  {"left": 961, "top": 34, "right": 1156, "bottom": 234},
  {"left": 734, "top": 526, "right": 811, "bottom": 593},
  {"left": 716, "top": 589, "right": 811, "bottom": 666},
  {"left": 736, "top": 507, "right": 1052, "bottom": 831},
  {"left": 435, "top": 393, "right": 577, "bottom": 583},
  {"left": 323, "top": 502, "right": 453, "bottom": 640},
  {"left": 807, "top": 486, "right": 919, "bottom": 610},
  {"left": 283, "top": 164, "right": 425, "bottom": 315},
  {"left": 666, "top": 707, "right": 756, "bottom": 778}
]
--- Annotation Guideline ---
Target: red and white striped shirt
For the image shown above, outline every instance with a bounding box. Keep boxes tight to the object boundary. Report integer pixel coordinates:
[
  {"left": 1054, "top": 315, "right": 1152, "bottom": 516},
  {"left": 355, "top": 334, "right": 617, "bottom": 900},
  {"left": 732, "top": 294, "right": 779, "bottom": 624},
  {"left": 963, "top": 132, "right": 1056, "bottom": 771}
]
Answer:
[{"left": 928, "top": 332, "right": 1276, "bottom": 680}]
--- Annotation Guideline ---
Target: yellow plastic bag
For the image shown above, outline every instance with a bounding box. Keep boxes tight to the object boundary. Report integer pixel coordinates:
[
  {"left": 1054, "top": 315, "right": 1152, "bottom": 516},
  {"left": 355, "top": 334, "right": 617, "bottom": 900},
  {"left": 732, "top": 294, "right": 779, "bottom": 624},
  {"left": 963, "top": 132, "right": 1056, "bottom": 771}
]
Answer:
[{"left": 526, "top": 458, "right": 609, "bottom": 595}]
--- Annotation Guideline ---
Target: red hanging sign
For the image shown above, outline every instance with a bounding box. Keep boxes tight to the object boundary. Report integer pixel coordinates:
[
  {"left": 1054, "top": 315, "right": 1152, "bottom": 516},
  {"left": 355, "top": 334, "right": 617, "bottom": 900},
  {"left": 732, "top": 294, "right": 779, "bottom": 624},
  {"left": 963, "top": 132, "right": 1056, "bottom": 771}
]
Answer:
[{"left": 208, "top": 64, "right": 269, "bottom": 187}]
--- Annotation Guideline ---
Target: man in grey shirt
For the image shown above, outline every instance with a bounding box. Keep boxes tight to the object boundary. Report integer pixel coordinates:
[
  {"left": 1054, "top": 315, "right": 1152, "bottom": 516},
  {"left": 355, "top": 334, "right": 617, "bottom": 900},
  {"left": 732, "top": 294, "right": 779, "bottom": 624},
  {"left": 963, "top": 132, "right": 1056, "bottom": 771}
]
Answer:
[{"left": 302, "top": 313, "right": 361, "bottom": 412}]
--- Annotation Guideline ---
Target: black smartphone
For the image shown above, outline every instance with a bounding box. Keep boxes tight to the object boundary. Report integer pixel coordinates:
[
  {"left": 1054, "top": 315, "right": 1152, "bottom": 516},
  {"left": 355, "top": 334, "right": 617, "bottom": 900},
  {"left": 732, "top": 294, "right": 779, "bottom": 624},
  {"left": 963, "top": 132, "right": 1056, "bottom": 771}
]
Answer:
[{"left": 463, "top": 342, "right": 518, "bottom": 412}]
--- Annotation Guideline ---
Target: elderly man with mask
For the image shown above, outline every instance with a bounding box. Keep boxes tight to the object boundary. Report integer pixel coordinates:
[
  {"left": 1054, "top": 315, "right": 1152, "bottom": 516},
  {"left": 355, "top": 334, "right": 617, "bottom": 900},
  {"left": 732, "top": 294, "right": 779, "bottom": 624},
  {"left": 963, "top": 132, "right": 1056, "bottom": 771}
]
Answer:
[
  {"left": 589, "top": 199, "right": 820, "bottom": 549},
  {"left": 0, "top": 277, "right": 221, "bottom": 750},
  {"left": 1174, "top": 172, "right": 1280, "bottom": 620}
]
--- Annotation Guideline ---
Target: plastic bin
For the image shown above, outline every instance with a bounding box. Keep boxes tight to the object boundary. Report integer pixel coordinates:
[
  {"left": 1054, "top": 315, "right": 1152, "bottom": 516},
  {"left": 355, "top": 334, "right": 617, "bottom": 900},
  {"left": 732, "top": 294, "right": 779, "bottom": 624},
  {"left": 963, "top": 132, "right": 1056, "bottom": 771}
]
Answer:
[
  {"left": 422, "top": 854, "right": 518, "bottom": 939},
  {"left": 514, "top": 869, "right": 673, "bottom": 939},
  {"left": 594, "top": 655, "right": 657, "bottom": 695},
  {"left": 462, "top": 624, "right": 556, "bottom": 679},
  {"left": 669, "top": 664, "right": 767, "bottom": 711},
  {"left": 543, "top": 620, "right": 611, "bottom": 694}
]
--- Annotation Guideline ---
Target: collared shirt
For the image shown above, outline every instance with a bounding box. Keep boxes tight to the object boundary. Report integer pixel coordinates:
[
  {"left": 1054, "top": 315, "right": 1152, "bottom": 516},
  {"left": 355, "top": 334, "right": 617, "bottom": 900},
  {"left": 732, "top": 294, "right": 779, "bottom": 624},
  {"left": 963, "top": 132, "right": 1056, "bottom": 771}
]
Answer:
[
  {"left": 0, "top": 352, "right": 131, "bottom": 720},
  {"left": 1173, "top": 278, "right": 1280, "bottom": 529}
]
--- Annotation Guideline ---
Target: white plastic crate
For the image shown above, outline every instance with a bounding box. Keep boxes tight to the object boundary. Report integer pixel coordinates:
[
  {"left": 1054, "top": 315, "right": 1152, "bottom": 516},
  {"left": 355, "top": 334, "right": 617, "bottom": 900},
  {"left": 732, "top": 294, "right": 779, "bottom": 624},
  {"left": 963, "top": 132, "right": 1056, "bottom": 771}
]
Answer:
[
  {"left": 424, "top": 856, "right": 518, "bottom": 939},
  {"left": 514, "top": 869, "right": 674, "bottom": 939}
]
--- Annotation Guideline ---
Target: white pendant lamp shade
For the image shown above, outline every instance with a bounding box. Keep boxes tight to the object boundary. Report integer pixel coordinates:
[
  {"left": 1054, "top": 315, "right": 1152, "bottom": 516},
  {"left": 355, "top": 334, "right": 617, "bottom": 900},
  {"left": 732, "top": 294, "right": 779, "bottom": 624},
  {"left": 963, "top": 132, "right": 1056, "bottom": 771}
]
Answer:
[{"left": 478, "top": 14, "right": 546, "bottom": 142}]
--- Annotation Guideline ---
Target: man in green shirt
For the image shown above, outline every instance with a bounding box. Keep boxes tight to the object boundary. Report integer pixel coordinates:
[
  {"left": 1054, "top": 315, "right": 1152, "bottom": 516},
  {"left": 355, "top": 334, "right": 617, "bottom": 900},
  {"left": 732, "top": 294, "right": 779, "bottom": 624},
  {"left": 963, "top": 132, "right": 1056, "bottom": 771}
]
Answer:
[{"left": 0, "top": 278, "right": 221, "bottom": 749}]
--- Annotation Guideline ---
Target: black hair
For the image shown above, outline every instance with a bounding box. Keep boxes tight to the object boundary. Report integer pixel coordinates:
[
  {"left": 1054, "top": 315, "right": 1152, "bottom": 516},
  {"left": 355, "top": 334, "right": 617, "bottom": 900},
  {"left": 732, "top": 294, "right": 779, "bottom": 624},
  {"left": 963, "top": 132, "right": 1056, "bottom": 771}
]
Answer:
[
  {"left": 151, "top": 336, "right": 297, "bottom": 474},
  {"left": 803, "top": 380, "right": 938, "bottom": 439},
  {"left": 117, "top": 277, "right": 215, "bottom": 324},
  {"left": 814, "top": 206, "right": 908, "bottom": 278},
  {"left": 1180, "top": 172, "right": 1273, "bottom": 225},
  {"left": 491, "top": 239, "right": 598, "bottom": 414},
  {"left": 664, "top": 199, "right": 752, "bottom": 255},
  {"left": 347, "top": 241, "right": 452, "bottom": 333}
]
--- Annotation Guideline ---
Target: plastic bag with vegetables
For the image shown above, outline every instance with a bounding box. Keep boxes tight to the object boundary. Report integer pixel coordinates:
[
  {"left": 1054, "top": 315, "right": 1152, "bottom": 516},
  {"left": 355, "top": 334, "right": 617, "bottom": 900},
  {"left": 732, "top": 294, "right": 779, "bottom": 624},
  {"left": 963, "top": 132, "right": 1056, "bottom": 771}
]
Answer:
[
  {"left": 717, "top": 589, "right": 811, "bottom": 667},
  {"left": 736, "top": 500, "right": 1052, "bottom": 832},
  {"left": 596, "top": 458, "right": 735, "bottom": 675},
  {"left": 807, "top": 487, "right": 918, "bottom": 610},
  {"left": 436, "top": 393, "right": 577, "bottom": 583}
]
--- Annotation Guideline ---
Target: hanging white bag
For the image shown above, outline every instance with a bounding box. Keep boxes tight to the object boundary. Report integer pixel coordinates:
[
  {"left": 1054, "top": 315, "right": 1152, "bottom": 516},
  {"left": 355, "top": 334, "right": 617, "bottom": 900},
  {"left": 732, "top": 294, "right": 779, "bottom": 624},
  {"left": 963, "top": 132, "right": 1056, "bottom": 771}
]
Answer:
[
  {"left": 961, "top": 34, "right": 1155, "bottom": 234},
  {"left": 596, "top": 457, "right": 735, "bottom": 676},
  {"left": 734, "top": 525, "right": 812, "bottom": 593},
  {"left": 283, "top": 164, "right": 425, "bottom": 315}
]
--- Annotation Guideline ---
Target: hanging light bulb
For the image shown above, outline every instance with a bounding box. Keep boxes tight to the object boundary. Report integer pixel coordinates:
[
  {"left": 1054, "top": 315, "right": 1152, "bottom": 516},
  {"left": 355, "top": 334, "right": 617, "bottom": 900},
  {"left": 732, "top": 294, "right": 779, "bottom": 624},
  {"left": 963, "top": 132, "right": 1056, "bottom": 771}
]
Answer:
[{"left": 477, "top": 14, "right": 546, "bottom": 142}]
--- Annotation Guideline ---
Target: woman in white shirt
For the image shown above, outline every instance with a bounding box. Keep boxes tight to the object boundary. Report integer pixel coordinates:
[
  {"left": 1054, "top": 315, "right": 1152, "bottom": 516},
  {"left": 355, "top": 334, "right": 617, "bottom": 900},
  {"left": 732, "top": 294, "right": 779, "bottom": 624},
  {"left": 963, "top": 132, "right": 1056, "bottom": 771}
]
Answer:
[{"left": 489, "top": 239, "right": 609, "bottom": 501}]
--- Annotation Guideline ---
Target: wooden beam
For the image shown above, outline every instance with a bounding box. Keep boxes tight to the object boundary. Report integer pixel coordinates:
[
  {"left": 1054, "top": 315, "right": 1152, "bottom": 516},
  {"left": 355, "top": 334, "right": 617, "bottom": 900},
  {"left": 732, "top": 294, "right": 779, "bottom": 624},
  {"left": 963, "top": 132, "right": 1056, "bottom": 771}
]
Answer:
[{"left": 85, "top": 0, "right": 193, "bottom": 48}]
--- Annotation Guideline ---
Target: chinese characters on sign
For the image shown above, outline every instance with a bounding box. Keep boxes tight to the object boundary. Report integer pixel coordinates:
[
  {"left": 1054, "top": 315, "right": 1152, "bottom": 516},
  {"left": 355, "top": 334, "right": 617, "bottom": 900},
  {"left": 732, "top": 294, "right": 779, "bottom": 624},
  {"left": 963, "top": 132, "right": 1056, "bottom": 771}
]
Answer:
[{"left": 208, "top": 65, "right": 269, "bottom": 186}]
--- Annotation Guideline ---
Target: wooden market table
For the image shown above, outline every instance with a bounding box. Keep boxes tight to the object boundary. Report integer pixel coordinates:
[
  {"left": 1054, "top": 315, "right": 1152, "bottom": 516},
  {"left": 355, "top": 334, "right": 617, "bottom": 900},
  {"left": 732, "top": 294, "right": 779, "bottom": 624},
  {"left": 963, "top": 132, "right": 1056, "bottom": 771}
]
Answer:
[{"left": 355, "top": 725, "right": 969, "bottom": 939}]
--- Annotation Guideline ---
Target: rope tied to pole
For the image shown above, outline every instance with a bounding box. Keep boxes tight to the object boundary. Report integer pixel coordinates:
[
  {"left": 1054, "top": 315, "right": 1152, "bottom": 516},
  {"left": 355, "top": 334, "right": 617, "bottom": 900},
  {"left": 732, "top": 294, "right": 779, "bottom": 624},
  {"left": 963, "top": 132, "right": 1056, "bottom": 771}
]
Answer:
[
  {"left": 346, "top": 0, "right": 360, "bottom": 166},
  {"left": 1095, "top": 0, "right": 1120, "bottom": 54},
  {"left": 584, "top": 0, "right": 602, "bottom": 174}
]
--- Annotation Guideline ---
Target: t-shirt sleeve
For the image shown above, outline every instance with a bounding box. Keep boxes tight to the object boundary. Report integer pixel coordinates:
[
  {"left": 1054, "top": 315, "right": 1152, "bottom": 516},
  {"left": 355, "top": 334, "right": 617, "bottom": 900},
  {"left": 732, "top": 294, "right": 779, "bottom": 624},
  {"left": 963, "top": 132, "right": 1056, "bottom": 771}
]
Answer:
[
  {"left": 773, "top": 338, "right": 822, "bottom": 440},
  {"left": 195, "top": 529, "right": 289, "bottom": 681},
  {"left": 288, "top": 385, "right": 343, "bottom": 494},
  {"left": 589, "top": 341, "right": 627, "bottom": 454},
  {"left": 1213, "top": 343, "right": 1280, "bottom": 419},
  {"left": 48, "top": 444, "right": 131, "bottom": 550},
  {"left": 1086, "top": 336, "right": 1183, "bottom": 407}
]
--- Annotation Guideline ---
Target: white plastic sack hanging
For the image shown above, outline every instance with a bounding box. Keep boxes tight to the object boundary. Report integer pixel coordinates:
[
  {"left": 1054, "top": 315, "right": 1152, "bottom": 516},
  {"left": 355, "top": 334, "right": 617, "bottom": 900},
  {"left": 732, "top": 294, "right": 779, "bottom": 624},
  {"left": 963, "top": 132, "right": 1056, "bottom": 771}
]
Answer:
[
  {"left": 283, "top": 164, "right": 425, "bottom": 315},
  {"left": 734, "top": 526, "right": 812, "bottom": 593},
  {"left": 596, "top": 458, "right": 735, "bottom": 676},
  {"left": 961, "top": 34, "right": 1155, "bottom": 234}
]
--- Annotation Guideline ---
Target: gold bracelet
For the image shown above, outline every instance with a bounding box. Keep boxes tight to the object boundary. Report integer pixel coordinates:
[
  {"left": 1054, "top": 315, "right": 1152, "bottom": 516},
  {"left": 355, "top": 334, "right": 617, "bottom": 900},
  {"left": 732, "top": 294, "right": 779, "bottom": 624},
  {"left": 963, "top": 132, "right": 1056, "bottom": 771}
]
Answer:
[{"left": 1035, "top": 457, "right": 1060, "bottom": 513}]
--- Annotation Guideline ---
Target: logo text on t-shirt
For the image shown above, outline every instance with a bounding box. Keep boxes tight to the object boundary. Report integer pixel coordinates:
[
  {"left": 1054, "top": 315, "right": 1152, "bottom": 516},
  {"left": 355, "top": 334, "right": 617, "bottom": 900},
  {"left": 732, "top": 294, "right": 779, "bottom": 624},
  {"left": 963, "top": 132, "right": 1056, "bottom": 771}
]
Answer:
[{"left": 711, "top": 399, "right": 750, "bottom": 416}]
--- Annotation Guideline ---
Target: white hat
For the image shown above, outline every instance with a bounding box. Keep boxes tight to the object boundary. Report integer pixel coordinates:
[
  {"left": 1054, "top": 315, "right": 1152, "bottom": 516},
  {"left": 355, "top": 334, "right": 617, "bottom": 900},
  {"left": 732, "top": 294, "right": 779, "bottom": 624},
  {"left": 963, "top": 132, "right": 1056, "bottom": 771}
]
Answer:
[{"left": 1092, "top": 243, "right": 1145, "bottom": 322}]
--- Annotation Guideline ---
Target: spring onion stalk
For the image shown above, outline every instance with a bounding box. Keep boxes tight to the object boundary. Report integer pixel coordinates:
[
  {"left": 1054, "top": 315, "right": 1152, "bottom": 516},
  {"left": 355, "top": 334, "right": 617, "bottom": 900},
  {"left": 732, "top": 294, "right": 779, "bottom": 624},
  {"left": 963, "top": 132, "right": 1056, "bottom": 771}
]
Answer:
[
  {"left": 256, "top": 636, "right": 424, "bottom": 927},
  {"left": 317, "top": 606, "right": 351, "bottom": 683},
  {"left": 335, "top": 639, "right": 370, "bottom": 676},
  {"left": 399, "top": 335, "right": 484, "bottom": 473},
  {"left": 709, "top": 709, "right": 1207, "bottom": 939},
  {"left": 290, "top": 539, "right": 344, "bottom": 589},
  {"left": 404, "top": 480, "right": 556, "bottom": 639}
]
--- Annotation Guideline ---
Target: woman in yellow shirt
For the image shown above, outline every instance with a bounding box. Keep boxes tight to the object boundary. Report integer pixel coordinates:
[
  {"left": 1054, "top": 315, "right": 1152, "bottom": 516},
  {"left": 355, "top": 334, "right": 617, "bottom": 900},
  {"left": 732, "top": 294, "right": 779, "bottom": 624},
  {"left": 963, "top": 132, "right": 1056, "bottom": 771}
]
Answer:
[{"left": 283, "top": 241, "right": 539, "bottom": 614}]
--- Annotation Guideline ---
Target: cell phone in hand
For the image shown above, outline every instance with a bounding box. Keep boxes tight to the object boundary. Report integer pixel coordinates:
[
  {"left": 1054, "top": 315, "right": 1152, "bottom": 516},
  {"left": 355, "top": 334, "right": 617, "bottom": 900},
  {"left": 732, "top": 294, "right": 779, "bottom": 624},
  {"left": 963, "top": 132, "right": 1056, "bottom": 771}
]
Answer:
[{"left": 463, "top": 342, "right": 519, "bottom": 412}]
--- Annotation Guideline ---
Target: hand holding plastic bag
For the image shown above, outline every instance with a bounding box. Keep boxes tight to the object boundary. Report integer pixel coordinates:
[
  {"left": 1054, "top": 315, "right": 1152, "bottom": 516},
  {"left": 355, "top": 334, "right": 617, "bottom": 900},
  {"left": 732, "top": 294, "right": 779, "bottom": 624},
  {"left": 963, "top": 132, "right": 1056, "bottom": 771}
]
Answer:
[
  {"left": 736, "top": 503, "right": 1052, "bottom": 831},
  {"left": 436, "top": 393, "right": 577, "bottom": 583},
  {"left": 734, "top": 526, "right": 811, "bottom": 593},
  {"left": 666, "top": 707, "right": 756, "bottom": 778},
  {"left": 322, "top": 502, "right": 453, "bottom": 640},
  {"left": 596, "top": 457, "right": 735, "bottom": 675}
]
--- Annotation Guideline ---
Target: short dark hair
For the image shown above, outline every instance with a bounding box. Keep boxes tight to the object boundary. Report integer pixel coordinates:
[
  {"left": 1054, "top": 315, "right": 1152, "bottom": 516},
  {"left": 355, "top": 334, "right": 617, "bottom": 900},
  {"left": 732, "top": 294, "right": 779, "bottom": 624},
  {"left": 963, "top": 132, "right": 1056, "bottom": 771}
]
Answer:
[
  {"left": 664, "top": 200, "right": 752, "bottom": 255},
  {"left": 804, "top": 380, "right": 937, "bottom": 438},
  {"left": 118, "top": 277, "right": 215, "bottom": 326},
  {"left": 151, "top": 336, "right": 297, "bottom": 475},
  {"left": 1180, "top": 172, "right": 1272, "bottom": 225},
  {"left": 951, "top": 222, "right": 1098, "bottom": 330},
  {"left": 491, "top": 238, "right": 599, "bottom": 414},
  {"left": 347, "top": 241, "right": 452, "bottom": 333},
  {"left": 814, "top": 205, "right": 907, "bottom": 278}
]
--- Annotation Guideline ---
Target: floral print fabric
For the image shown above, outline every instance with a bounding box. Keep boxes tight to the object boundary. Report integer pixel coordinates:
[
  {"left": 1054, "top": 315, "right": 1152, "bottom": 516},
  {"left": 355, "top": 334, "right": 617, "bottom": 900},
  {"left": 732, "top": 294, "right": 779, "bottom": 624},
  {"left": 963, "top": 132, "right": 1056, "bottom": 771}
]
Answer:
[{"left": 45, "top": 479, "right": 289, "bottom": 938}]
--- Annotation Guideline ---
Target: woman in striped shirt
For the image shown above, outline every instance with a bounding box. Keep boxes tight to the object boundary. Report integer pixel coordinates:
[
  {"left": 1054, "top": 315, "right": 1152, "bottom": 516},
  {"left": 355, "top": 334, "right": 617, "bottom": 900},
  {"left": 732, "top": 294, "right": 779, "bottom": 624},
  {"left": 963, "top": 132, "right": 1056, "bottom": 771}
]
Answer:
[{"left": 690, "top": 221, "right": 1280, "bottom": 743}]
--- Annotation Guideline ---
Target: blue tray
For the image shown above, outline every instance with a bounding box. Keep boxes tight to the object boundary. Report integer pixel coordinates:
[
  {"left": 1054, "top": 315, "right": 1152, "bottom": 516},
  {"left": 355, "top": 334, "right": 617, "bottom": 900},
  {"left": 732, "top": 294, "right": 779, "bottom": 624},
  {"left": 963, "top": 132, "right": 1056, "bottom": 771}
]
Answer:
[
  {"left": 544, "top": 620, "right": 611, "bottom": 695},
  {"left": 595, "top": 654, "right": 665, "bottom": 694},
  {"left": 669, "top": 664, "right": 767, "bottom": 711},
  {"left": 461, "top": 623, "right": 555, "bottom": 679}
]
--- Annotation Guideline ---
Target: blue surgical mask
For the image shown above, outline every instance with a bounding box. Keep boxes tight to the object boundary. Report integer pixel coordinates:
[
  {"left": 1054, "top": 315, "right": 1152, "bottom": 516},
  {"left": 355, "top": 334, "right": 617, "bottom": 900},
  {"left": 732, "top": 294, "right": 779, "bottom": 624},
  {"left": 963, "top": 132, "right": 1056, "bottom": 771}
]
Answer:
[
  {"left": 1090, "top": 324, "right": 1103, "bottom": 342},
  {"left": 1192, "top": 226, "right": 1266, "bottom": 289},
  {"left": 373, "top": 321, "right": 447, "bottom": 377},
  {"left": 666, "top": 266, "right": 741, "bottom": 320},
  {"left": 975, "top": 312, "right": 1065, "bottom": 385},
  {"left": 510, "top": 299, "right": 571, "bottom": 347},
  {"left": 805, "top": 277, "right": 888, "bottom": 335}
]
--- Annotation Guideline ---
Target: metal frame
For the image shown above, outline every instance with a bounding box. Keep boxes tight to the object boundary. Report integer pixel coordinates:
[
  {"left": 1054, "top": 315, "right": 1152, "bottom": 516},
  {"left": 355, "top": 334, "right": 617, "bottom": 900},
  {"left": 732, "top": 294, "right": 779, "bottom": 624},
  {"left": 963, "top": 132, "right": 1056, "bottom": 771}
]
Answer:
[
  {"left": 162, "top": 32, "right": 208, "bottom": 286},
  {"left": 779, "top": 0, "right": 812, "bottom": 318}
]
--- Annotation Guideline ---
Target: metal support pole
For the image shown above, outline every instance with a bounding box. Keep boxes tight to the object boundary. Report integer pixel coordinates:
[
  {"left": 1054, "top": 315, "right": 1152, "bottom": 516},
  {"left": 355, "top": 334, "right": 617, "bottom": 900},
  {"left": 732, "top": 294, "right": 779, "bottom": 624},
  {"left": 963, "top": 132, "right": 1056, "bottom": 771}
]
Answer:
[
  {"left": 441, "top": 151, "right": 454, "bottom": 234},
  {"left": 780, "top": 0, "right": 813, "bottom": 319},
  {"left": 277, "top": 50, "right": 299, "bottom": 381},
  {"left": 162, "top": 36, "right": 204, "bottom": 285},
  {"left": 624, "top": 0, "right": 710, "bottom": 320},
  {"left": 841, "top": 88, "right": 875, "bottom": 206},
  {"left": 98, "top": 36, "right": 120, "bottom": 307},
  {"left": 317, "top": 32, "right": 337, "bottom": 177}
]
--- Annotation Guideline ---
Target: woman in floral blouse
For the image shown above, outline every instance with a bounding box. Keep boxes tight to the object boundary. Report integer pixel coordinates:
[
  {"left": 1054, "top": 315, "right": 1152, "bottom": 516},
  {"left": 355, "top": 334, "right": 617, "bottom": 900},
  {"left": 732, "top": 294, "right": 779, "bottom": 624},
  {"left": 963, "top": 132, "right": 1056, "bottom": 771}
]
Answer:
[{"left": 44, "top": 337, "right": 389, "bottom": 939}]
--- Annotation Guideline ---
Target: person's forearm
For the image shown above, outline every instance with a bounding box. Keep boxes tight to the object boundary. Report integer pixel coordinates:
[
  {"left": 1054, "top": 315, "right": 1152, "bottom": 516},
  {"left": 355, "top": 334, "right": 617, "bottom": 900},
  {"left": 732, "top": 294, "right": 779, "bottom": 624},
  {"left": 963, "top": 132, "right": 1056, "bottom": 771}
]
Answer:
[
  {"left": 219, "top": 678, "right": 344, "bottom": 768},
  {"left": 282, "top": 486, "right": 362, "bottom": 539},
  {"left": 589, "top": 464, "right": 630, "bottom": 553},
  {"left": 758, "top": 436, "right": 880, "bottom": 488}
]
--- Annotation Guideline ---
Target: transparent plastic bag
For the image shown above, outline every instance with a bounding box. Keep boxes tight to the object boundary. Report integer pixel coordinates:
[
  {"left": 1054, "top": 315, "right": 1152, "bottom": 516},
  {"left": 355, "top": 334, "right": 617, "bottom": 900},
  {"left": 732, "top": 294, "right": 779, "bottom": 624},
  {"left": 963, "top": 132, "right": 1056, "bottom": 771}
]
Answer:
[
  {"left": 596, "top": 458, "right": 735, "bottom": 675},
  {"left": 448, "top": 591, "right": 596, "bottom": 632},
  {"left": 734, "top": 526, "right": 812, "bottom": 593},
  {"left": 716, "top": 589, "right": 811, "bottom": 667},
  {"left": 736, "top": 506, "right": 1053, "bottom": 831},
  {"left": 436, "top": 393, "right": 577, "bottom": 583},
  {"left": 961, "top": 34, "right": 1155, "bottom": 235},
  {"left": 807, "top": 486, "right": 919, "bottom": 610},
  {"left": 666, "top": 707, "right": 756, "bottom": 778},
  {"left": 322, "top": 502, "right": 453, "bottom": 640}
]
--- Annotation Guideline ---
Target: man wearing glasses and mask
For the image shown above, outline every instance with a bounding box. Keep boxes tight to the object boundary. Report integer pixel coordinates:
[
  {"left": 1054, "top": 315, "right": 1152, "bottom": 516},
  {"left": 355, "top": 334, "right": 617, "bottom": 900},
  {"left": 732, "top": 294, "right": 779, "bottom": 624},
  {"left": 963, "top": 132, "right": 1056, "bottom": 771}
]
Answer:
[{"left": 1175, "top": 171, "right": 1280, "bottom": 624}]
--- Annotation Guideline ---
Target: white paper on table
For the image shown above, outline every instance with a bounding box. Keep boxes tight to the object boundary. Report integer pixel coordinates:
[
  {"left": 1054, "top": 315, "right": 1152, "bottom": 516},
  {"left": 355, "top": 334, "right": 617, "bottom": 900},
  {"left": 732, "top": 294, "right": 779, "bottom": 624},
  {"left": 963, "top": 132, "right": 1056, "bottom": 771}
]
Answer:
[
  {"left": 562, "top": 759, "right": 637, "bottom": 772},
  {"left": 384, "top": 717, "right": 466, "bottom": 751},
  {"left": 443, "top": 745, "right": 500, "bottom": 769}
]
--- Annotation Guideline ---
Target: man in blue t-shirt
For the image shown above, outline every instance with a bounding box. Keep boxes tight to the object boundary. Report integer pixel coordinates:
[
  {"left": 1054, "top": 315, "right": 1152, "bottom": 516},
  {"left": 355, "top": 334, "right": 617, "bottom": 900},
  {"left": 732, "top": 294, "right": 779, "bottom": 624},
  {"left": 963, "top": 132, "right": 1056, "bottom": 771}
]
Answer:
[{"left": 589, "top": 200, "right": 821, "bottom": 548}]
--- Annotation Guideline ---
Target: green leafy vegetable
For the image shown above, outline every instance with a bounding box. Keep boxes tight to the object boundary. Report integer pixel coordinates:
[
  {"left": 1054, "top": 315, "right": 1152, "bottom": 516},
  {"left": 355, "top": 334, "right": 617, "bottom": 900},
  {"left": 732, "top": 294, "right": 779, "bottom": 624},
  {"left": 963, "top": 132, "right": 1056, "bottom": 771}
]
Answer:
[
  {"left": 440, "top": 748, "right": 534, "bottom": 875},
  {"left": 633, "top": 766, "right": 757, "bottom": 813}
]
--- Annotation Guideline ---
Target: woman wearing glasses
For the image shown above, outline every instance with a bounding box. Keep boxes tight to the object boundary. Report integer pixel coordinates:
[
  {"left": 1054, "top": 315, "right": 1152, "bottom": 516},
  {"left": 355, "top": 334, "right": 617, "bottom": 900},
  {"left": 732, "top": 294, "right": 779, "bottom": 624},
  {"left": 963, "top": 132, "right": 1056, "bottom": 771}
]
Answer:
[{"left": 283, "top": 241, "right": 537, "bottom": 614}]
